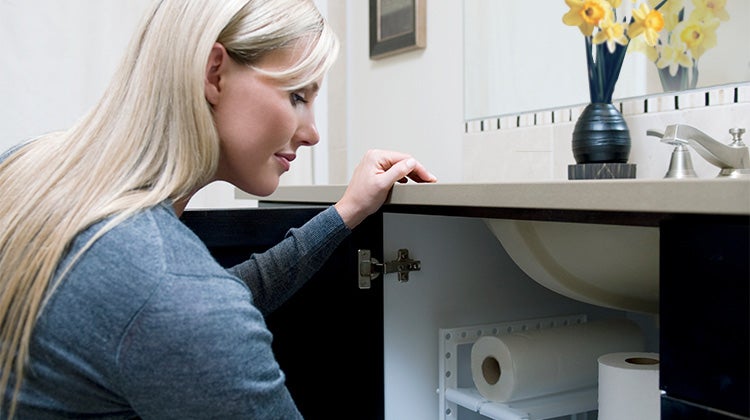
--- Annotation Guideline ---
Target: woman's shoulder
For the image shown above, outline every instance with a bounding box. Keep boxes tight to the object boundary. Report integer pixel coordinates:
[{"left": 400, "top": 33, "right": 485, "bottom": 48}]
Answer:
[
  {"left": 82, "top": 202, "right": 220, "bottom": 278},
  {"left": 49, "top": 202, "right": 241, "bottom": 330}
]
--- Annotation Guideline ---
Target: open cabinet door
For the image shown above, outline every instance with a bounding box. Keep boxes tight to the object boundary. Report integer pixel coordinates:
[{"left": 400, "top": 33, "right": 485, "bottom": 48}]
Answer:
[{"left": 181, "top": 207, "right": 384, "bottom": 420}]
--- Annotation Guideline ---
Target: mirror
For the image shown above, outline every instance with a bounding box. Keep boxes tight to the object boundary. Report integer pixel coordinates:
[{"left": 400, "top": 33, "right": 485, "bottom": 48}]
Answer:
[{"left": 464, "top": 0, "right": 750, "bottom": 121}]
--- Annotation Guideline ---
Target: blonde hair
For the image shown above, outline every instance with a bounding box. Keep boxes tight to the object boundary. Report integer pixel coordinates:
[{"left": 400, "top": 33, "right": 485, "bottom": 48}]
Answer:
[{"left": 0, "top": 0, "right": 338, "bottom": 416}]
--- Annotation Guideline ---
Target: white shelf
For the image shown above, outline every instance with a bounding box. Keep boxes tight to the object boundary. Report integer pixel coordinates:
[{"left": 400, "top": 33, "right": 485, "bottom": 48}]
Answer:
[
  {"left": 438, "top": 314, "right": 598, "bottom": 420},
  {"left": 444, "top": 386, "right": 597, "bottom": 420}
]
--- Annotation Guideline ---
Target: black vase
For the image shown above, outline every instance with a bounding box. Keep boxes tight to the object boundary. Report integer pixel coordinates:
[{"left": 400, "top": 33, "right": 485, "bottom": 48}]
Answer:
[{"left": 572, "top": 103, "right": 631, "bottom": 164}]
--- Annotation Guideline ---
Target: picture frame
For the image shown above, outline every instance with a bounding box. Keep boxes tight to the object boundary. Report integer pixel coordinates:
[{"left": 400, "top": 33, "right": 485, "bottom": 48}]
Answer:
[{"left": 369, "top": 0, "right": 426, "bottom": 60}]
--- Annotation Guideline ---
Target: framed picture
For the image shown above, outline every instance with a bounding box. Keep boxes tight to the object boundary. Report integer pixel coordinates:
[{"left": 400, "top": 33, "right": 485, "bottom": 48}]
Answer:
[{"left": 369, "top": 0, "right": 426, "bottom": 59}]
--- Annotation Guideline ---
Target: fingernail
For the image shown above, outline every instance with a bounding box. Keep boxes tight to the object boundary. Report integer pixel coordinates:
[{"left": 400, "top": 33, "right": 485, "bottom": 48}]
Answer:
[{"left": 406, "top": 158, "right": 416, "bottom": 169}]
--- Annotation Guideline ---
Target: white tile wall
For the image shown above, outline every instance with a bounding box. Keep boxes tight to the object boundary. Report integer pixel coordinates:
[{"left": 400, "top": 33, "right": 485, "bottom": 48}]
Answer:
[{"left": 463, "top": 83, "right": 750, "bottom": 182}]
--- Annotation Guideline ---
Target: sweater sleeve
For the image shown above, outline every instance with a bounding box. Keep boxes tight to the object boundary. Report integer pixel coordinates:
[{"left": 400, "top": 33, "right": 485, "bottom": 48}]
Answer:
[{"left": 227, "top": 205, "right": 351, "bottom": 315}]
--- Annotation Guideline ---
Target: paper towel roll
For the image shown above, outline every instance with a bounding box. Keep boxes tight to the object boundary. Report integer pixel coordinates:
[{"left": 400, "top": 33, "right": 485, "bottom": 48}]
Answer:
[
  {"left": 598, "top": 352, "right": 660, "bottom": 420},
  {"left": 470, "top": 318, "right": 644, "bottom": 402}
]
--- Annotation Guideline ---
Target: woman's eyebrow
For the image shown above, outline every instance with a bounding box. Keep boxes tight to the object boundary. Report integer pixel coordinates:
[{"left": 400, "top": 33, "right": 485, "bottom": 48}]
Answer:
[{"left": 307, "top": 82, "right": 320, "bottom": 93}]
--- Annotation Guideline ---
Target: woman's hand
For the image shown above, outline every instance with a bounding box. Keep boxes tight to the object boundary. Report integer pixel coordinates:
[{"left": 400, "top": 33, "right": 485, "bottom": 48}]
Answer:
[{"left": 334, "top": 149, "right": 436, "bottom": 229}]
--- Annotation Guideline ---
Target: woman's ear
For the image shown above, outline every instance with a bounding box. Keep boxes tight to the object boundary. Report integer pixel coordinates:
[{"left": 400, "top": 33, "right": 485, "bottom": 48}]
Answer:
[{"left": 205, "top": 42, "right": 227, "bottom": 105}]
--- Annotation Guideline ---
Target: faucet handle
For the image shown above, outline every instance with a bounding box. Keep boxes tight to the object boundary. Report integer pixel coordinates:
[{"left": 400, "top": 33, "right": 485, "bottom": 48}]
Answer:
[
  {"left": 648, "top": 127, "right": 687, "bottom": 146},
  {"left": 646, "top": 129, "right": 663, "bottom": 139},
  {"left": 729, "top": 128, "right": 746, "bottom": 147}
]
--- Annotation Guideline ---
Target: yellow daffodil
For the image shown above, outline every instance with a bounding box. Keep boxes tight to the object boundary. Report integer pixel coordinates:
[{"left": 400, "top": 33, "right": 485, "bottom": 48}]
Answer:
[
  {"left": 563, "top": 0, "right": 613, "bottom": 36},
  {"left": 628, "top": 36, "right": 658, "bottom": 62},
  {"left": 656, "top": 38, "right": 694, "bottom": 75},
  {"left": 652, "top": 0, "right": 685, "bottom": 31},
  {"left": 693, "top": 0, "right": 730, "bottom": 21},
  {"left": 628, "top": 3, "right": 665, "bottom": 46},
  {"left": 676, "top": 14, "right": 719, "bottom": 59},
  {"left": 594, "top": 16, "right": 629, "bottom": 53}
]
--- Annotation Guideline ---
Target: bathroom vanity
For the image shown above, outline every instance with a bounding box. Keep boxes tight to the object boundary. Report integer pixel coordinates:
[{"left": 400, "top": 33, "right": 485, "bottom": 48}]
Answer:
[{"left": 183, "top": 179, "right": 749, "bottom": 419}]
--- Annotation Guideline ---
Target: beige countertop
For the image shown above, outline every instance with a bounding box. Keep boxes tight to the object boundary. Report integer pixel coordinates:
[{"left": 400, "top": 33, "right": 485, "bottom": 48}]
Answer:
[{"left": 238, "top": 178, "right": 750, "bottom": 216}]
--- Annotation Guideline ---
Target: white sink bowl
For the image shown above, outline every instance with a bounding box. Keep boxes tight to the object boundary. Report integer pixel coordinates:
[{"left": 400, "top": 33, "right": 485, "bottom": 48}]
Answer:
[{"left": 485, "top": 218, "right": 659, "bottom": 314}]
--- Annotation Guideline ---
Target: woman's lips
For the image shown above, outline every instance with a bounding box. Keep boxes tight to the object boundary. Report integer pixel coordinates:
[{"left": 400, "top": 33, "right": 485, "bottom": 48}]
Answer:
[{"left": 275, "top": 153, "right": 296, "bottom": 171}]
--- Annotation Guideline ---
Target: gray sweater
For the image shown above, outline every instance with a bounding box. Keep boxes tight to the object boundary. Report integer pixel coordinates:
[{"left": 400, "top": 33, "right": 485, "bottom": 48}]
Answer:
[{"left": 3, "top": 201, "right": 350, "bottom": 419}]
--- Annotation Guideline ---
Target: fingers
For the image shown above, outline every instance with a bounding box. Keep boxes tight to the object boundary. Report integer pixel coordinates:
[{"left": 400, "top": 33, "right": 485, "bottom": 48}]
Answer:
[
  {"left": 377, "top": 152, "right": 437, "bottom": 185},
  {"left": 334, "top": 150, "right": 436, "bottom": 230},
  {"left": 403, "top": 158, "right": 437, "bottom": 183}
]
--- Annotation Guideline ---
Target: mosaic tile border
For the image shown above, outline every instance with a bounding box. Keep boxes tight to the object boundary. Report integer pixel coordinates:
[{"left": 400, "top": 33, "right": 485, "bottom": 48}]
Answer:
[{"left": 465, "top": 83, "right": 750, "bottom": 134}]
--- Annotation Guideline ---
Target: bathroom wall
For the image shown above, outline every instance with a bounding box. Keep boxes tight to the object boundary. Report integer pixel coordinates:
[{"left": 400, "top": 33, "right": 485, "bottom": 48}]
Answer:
[
  {"left": 335, "top": 1, "right": 465, "bottom": 184},
  {"left": 463, "top": 86, "right": 750, "bottom": 182},
  {"left": 0, "top": 1, "right": 152, "bottom": 148}
]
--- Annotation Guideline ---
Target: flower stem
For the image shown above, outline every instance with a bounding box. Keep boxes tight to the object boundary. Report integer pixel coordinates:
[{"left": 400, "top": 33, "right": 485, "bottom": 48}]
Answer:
[
  {"left": 585, "top": 37, "right": 597, "bottom": 102},
  {"left": 603, "top": 43, "right": 627, "bottom": 102},
  {"left": 585, "top": 37, "right": 627, "bottom": 103}
]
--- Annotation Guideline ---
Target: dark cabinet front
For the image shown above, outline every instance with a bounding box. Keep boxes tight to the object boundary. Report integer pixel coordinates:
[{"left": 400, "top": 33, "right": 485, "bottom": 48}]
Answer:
[
  {"left": 182, "top": 207, "right": 384, "bottom": 420},
  {"left": 660, "top": 215, "right": 750, "bottom": 419}
]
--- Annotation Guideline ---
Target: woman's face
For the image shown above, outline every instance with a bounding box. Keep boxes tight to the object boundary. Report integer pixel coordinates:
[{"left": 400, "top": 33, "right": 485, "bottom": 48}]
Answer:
[{"left": 205, "top": 42, "right": 321, "bottom": 196}]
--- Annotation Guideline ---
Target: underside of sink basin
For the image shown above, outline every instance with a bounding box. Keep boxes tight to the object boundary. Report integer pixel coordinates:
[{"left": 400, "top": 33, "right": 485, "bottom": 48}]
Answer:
[{"left": 484, "top": 218, "right": 659, "bottom": 314}]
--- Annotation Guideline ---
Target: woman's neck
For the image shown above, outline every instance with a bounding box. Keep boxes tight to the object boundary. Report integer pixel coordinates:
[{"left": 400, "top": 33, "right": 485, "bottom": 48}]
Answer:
[{"left": 172, "top": 194, "right": 193, "bottom": 217}]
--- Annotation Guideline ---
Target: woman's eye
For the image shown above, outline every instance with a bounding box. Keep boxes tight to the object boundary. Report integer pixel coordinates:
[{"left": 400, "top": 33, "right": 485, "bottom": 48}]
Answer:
[{"left": 291, "top": 92, "right": 308, "bottom": 105}]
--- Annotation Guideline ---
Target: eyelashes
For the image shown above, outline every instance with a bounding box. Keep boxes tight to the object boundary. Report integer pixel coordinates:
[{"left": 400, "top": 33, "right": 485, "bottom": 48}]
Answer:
[{"left": 290, "top": 92, "right": 308, "bottom": 105}]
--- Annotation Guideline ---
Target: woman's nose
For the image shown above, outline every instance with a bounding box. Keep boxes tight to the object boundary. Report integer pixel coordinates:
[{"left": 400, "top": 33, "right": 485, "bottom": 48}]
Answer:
[{"left": 294, "top": 116, "right": 320, "bottom": 147}]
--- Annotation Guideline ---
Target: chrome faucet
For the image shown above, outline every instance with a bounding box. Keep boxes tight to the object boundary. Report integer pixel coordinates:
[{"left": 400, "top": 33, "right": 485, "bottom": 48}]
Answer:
[{"left": 659, "top": 125, "right": 749, "bottom": 178}]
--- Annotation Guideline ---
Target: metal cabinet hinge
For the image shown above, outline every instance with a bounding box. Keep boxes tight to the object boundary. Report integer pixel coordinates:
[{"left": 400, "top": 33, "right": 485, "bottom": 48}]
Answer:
[{"left": 358, "top": 249, "right": 421, "bottom": 289}]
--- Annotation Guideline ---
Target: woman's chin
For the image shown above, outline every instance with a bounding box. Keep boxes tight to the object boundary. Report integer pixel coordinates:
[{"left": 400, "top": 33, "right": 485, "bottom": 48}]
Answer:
[{"left": 240, "top": 181, "right": 279, "bottom": 197}]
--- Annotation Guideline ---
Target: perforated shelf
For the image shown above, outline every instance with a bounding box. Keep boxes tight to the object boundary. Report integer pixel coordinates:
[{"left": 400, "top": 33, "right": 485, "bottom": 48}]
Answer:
[{"left": 438, "top": 314, "right": 598, "bottom": 420}]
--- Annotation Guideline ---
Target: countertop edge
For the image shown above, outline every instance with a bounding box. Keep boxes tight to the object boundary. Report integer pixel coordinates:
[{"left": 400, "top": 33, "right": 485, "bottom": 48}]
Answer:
[{"left": 235, "top": 179, "right": 750, "bottom": 216}]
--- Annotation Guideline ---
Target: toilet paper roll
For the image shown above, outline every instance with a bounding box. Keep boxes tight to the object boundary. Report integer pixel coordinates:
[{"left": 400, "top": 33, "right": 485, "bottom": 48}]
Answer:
[
  {"left": 470, "top": 318, "right": 644, "bottom": 402},
  {"left": 598, "top": 352, "right": 660, "bottom": 420}
]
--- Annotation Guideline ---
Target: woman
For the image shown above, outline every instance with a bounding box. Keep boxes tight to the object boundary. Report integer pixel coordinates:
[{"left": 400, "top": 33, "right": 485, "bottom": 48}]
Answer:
[{"left": 0, "top": 0, "right": 435, "bottom": 418}]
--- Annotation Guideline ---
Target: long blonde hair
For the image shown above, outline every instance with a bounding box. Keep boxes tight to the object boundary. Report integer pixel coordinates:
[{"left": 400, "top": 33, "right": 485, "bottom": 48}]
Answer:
[{"left": 0, "top": 0, "right": 338, "bottom": 416}]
